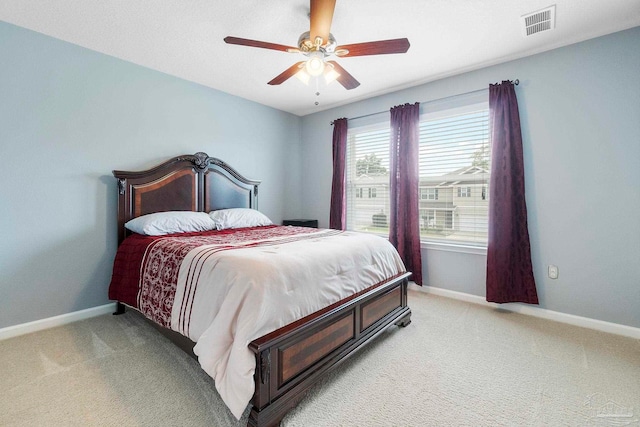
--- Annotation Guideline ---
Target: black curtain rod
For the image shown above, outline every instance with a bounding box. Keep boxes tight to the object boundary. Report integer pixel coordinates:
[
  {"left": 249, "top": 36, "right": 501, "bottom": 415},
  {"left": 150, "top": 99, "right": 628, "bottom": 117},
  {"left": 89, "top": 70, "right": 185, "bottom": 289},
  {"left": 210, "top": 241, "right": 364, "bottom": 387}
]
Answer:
[{"left": 331, "top": 79, "right": 519, "bottom": 125}]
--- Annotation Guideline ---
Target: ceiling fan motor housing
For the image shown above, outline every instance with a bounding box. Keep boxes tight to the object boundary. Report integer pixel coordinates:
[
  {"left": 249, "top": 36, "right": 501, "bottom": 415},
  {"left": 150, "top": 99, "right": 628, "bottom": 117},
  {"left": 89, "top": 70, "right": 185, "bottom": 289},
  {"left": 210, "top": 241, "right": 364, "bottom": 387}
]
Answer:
[{"left": 297, "top": 31, "right": 337, "bottom": 56}]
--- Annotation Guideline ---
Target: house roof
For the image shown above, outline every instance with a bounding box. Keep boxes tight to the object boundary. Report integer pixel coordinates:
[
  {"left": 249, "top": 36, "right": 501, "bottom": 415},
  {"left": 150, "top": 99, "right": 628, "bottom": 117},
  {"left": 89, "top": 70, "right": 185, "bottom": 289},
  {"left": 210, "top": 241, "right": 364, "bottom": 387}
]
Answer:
[
  {"left": 426, "top": 165, "right": 489, "bottom": 186},
  {"left": 354, "top": 167, "right": 488, "bottom": 186}
]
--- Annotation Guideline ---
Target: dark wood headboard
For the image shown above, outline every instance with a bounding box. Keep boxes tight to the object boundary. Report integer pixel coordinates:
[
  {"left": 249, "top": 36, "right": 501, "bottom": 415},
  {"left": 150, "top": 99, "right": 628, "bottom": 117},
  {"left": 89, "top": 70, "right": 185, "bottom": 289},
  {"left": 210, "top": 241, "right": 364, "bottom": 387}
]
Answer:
[{"left": 113, "top": 152, "right": 260, "bottom": 245}]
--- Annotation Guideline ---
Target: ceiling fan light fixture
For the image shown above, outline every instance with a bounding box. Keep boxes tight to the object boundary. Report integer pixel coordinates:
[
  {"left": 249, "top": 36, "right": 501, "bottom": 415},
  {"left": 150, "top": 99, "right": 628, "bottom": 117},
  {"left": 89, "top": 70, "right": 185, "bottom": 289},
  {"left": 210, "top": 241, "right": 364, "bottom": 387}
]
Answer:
[
  {"left": 305, "top": 51, "right": 325, "bottom": 76},
  {"left": 295, "top": 69, "right": 311, "bottom": 85},
  {"left": 324, "top": 65, "right": 340, "bottom": 84}
]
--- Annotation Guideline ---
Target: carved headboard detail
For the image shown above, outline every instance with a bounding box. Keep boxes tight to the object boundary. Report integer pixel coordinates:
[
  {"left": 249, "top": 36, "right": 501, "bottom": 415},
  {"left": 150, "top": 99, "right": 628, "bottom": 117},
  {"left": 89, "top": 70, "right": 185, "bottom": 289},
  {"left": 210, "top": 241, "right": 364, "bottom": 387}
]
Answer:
[{"left": 113, "top": 152, "right": 260, "bottom": 245}]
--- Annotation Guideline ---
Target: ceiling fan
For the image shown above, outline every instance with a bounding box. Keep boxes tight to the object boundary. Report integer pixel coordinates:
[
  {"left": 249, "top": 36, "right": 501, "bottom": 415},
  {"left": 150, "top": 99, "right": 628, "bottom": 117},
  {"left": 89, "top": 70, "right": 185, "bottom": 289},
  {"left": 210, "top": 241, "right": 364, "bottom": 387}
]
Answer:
[{"left": 224, "top": 0, "right": 410, "bottom": 90}]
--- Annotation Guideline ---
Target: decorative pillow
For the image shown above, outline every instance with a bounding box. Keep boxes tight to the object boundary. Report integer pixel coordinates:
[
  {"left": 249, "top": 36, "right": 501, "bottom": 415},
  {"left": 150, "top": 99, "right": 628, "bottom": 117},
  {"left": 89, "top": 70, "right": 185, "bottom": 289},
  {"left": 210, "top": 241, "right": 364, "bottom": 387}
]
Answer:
[
  {"left": 125, "top": 211, "right": 216, "bottom": 236},
  {"left": 209, "top": 208, "right": 273, "bottom": 230}
]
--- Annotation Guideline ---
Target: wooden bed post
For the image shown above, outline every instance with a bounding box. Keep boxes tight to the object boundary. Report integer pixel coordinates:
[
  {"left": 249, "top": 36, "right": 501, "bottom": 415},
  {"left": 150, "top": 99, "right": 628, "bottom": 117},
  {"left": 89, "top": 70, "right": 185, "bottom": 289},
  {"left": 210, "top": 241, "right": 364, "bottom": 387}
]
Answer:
[{"left": 113, "top": 302, "right": 126, "bottom": 315}]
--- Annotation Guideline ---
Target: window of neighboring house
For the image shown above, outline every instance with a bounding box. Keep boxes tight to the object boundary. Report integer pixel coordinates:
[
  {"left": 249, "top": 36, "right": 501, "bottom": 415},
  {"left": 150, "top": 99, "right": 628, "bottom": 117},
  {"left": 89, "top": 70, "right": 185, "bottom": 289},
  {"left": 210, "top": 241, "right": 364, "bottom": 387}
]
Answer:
[
  {"left": 458, "top": 187, "right": 471, "bottom": 197},
  {"left": 444, "top": 211, "right": 453, "bottom": 229},
  {"left": 421, "top": 188, "right": 439, "bottom": 200},
  {"left": 346, "top": 91, "right": 490, "bottom": 246}
]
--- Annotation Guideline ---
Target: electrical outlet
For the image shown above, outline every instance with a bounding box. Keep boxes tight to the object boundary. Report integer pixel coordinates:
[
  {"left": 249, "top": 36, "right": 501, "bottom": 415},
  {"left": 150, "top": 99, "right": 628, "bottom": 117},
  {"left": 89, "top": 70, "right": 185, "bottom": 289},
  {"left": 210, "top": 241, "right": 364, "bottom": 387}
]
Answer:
[{"left": 548, "top": 265, "right": 559, "bottom": 279}]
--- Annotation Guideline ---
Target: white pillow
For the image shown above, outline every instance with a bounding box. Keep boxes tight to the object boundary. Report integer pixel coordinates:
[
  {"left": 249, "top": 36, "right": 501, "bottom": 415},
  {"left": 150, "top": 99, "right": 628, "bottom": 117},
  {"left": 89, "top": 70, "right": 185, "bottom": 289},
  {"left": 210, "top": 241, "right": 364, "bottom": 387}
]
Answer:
[
  {"left": 125, "top": 211, "right": 216, "bottom": 236},
  {"left": 209, "top": 208, "right": 273, "bottom": 230}
]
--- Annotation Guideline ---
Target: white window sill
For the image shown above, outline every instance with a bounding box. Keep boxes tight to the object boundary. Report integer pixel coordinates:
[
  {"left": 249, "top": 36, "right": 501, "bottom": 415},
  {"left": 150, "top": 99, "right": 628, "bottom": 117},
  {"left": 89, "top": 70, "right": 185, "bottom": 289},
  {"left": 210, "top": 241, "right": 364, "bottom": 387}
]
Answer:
[
  {"left": 421, "top": 240, "right": 487, "bottom": 255},
  {"left": 349, "top": 229, "right": 487, "bottom": 255}
]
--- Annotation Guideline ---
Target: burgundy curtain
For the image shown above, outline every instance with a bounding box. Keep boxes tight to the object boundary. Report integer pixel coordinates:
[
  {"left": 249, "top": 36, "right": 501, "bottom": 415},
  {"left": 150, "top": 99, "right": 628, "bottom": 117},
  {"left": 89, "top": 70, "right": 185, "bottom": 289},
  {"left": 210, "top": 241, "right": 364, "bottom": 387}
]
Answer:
[
  {"left": 389, "top": 103, "right": 423, "bottom": 285},
  {"left": 486, "top": 81, "right": 538, "bottom": 304},
  {"left": 329, "top": 118, "right": 348, "bottom": 230}
]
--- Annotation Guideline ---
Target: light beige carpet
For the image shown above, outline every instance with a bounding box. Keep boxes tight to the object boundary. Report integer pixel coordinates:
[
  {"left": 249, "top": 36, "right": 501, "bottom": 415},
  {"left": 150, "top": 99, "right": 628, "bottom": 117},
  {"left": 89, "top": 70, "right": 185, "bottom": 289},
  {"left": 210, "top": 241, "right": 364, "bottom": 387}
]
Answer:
[{"left": 1, "top": 291, "right": 639, "bottom": 426}]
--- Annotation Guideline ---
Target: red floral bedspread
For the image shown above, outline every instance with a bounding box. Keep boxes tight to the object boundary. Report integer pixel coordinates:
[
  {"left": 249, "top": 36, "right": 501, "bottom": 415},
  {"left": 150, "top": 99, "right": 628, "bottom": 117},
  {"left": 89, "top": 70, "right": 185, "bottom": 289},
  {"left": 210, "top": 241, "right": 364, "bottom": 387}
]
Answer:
[{"left": 108, "top": 225, "right": 319, "bottom": 327}]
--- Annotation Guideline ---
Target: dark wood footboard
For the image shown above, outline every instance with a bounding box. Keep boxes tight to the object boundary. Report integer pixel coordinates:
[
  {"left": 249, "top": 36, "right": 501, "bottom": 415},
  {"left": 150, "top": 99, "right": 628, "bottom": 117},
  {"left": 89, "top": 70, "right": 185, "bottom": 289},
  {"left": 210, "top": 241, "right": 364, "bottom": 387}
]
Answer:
[{"left": 248, "top": 272, "right": 411, "bottom": 427}]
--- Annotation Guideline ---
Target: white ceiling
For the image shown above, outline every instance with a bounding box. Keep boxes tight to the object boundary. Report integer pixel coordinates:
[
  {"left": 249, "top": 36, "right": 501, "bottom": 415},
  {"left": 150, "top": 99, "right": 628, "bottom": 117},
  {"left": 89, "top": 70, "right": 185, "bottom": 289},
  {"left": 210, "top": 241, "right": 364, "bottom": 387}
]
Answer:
[{"left": 1, "top": 1, "right": 639, "bottom": 116}]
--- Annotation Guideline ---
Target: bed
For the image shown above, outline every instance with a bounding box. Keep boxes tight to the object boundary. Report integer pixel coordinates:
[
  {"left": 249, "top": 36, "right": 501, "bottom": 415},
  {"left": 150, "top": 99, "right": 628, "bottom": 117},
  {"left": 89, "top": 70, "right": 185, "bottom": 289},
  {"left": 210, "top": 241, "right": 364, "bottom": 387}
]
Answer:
[{"left": 109, "top": 152, "right": 412, "bottom": 426}]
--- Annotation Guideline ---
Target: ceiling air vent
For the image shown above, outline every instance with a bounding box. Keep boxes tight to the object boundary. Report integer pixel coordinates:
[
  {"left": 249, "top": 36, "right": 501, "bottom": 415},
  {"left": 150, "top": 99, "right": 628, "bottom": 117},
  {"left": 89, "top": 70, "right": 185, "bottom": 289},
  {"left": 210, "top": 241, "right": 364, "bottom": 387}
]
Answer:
[{"left": 521, "top": 5, "right": 556, "bottom": 37}]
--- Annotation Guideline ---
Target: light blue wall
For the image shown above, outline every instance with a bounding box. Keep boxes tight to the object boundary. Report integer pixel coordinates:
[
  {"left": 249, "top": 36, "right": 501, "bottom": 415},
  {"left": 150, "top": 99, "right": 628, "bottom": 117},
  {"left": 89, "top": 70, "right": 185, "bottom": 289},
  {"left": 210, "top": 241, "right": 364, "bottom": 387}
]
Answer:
[
  {"left": 0, "top": 22, "right": 302, "bottom": 329},
  {"left": 300, "top": 27, "right": 640, "bottom": 328},
  {"left": 2, "top": 20, "right": 638, "bottom": 331}
]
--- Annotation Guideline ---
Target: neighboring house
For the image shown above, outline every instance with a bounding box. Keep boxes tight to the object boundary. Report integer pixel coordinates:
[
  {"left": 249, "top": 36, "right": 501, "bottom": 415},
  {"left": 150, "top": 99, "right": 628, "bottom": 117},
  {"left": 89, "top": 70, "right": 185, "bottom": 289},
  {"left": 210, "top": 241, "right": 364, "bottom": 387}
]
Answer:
[
  {"left": 419, "top": 165, "right": 489, "bottom": 239},
  {"left": 349, "top": 166, "right": 489, "bottom": 241},
  {"left": 348, "top": 173, "right": 390, "bottom": 231}
]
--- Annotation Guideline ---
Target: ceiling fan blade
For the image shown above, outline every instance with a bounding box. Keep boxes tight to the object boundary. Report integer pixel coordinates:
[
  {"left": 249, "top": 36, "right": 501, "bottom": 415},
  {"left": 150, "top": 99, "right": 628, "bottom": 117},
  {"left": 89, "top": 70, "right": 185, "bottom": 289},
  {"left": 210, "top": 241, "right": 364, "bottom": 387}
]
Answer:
[
  {"left": 310, "top": 0, "right": 336, "bottom": 44},
  {"left": 327, "top": 61, "right": 360, "bottom": 90},
  {"left": 268, "top": 62, "right": 305, "bottom": 85},
  {"left": 224, "top": 36, "right": 298, "bottom": 53},
  {"left": 336, "top": 38, "right": 410, "bottom": 57}
]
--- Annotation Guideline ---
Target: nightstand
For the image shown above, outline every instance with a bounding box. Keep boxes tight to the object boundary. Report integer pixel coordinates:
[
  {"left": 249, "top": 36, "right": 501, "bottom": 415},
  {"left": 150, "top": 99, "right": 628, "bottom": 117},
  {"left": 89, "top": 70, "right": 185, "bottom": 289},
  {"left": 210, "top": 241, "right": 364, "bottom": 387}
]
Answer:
[{"left": 283, "top": 219, "right": 319, "bottom": 228}]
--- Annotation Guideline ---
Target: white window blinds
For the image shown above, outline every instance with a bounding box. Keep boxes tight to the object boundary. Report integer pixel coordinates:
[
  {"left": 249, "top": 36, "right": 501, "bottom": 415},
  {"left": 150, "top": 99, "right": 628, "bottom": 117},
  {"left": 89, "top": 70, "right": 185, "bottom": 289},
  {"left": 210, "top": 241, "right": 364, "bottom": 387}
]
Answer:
[
  {"left": 346, "top": 124, "right": 391, "bottom": 235},
  {"left": 418, "top": 105, "right": 490, "bottom": 244},
  {"left": 346, "top": 91, "right": 490, "bottom": 246}
]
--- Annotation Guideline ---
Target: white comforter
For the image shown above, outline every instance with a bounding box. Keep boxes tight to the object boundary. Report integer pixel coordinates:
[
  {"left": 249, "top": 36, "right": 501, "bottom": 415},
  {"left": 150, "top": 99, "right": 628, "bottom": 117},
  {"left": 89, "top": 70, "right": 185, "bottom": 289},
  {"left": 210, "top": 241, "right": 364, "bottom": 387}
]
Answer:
[{"left": 169, "top": 228, "right": 405, "bottom": 419}]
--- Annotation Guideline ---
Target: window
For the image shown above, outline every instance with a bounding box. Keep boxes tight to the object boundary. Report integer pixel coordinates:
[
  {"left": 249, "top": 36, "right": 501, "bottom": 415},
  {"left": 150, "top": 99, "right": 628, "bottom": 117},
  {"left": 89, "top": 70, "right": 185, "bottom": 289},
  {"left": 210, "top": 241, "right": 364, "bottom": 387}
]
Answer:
[
  {"left": 421, "top": 188, "right": 439, "bottom": 200},
  {"left": 458, "top": 187, "right": 471, "bottom": 197},
  {"left": 346, "top": 92, "right": 490, "bottom": 246},
  {"left": 346, "top": 124, "right": 391, "bottom": 232}
]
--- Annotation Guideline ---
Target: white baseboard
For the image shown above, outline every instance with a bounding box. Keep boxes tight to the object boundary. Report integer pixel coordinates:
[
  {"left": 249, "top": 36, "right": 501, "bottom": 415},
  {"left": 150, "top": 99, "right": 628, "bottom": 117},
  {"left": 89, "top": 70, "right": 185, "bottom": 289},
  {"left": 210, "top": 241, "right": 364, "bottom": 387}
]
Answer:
[
  {"left": 0, "top": 303, "right": 117, "bottom": 341},
  {"left": 410, "top": 284, "right": 640, "bottom": 340},
  {"left": 3, "top": 288, "right": 639, "bottom": 342}
]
